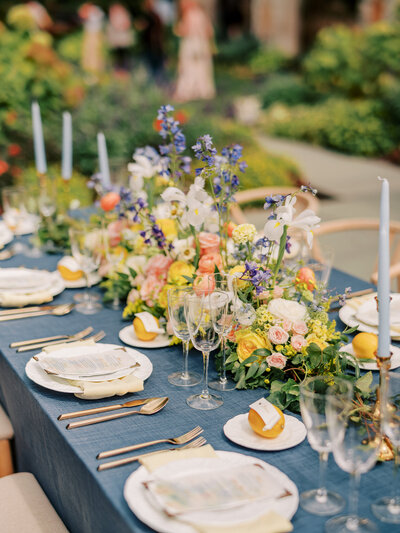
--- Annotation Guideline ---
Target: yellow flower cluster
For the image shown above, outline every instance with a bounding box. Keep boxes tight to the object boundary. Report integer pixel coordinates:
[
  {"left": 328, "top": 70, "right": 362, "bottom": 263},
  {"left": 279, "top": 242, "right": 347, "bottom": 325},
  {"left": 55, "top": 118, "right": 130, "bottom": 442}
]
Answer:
[
  {"left": 252, "top": 306, "right": 276, "bottom": 333},
  {"left": 122, "top": 299, "right": 145, "bottom": 319},
  {"left": 232, "top": 223, "right": 257, "bottom": 245},
  {"left": 305, "top": 318, "right": 340, "bottom": 351}
]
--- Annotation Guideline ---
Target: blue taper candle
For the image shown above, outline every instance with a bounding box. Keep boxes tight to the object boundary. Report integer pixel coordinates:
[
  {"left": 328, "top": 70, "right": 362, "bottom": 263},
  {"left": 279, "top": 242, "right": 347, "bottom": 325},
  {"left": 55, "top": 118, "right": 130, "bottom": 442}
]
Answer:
[{"left": 378, "top": 176, "right": 390, "bottom": 358}]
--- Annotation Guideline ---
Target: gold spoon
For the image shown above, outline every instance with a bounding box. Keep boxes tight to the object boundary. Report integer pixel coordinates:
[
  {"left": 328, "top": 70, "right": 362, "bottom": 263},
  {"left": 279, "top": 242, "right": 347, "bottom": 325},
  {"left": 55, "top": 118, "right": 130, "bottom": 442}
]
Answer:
[
  {"left": 0, "top": 303, "right": 74, "bottom": 322},
  {"left": 66, "top": 397, "right": 169, "bottom": 429}
]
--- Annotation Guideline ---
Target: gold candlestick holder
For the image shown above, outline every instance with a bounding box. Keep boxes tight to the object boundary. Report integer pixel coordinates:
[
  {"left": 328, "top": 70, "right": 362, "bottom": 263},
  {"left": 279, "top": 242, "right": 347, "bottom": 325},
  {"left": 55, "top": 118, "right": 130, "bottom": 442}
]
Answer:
[{"left": 375, "top": 353, "right": 394, "bottom": 461}]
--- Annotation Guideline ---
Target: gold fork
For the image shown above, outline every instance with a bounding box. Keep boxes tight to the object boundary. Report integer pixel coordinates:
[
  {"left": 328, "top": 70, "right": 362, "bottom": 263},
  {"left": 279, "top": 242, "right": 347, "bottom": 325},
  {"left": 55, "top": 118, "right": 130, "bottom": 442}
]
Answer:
[
  {"left": 97, "top": 425, "right": 204, "bottom": 459},
  {"left": 97, "top": 436, "right": 207, "bottom": 471}
]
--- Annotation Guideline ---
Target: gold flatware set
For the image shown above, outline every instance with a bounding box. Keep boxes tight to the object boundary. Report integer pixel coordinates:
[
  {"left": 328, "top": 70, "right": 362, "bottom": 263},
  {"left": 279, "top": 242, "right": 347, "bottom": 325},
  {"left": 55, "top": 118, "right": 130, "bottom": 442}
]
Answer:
[{"left": 0, "top": 303, "right": 74, "bottom": 322}]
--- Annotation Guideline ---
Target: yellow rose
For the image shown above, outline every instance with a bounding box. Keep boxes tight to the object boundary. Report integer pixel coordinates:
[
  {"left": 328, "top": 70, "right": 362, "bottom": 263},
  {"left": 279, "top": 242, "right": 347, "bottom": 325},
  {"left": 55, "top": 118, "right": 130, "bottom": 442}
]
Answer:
[
  {"left": 235, "top": 328, "right": 272, "bottom": 364},
  {"left": 133, "top": 236, "right": 145, "bottom": 254},
  {"left": 157, "top": 283, "right": 175, "bottom": 308},
  {"left": 167, "top": 261, "right": 195, "bottom": 285},
  {"left": 306, "top": 334, "right": 328, "bottom": 351},
  {"left": 156, "top": 219, "right": 177, "bottom": 241},
  {"left": 229, "top": 265, "right": 248, "bottom": 289}
]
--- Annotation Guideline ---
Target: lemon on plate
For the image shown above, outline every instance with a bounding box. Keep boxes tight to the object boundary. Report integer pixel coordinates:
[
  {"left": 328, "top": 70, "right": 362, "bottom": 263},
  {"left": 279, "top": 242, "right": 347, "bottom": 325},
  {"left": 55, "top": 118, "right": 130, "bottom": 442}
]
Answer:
[
  {"left": 352, "top": 332, "right": 378, "bottom": 360},
  {"left": 57, "top": 256, "right": 83, "bottom": 281},
  {"left": 133, "top": 314, "right": 160, "bottom": 342},
  {"left": 248, "top": 404, "right": 285, "bottom": 439}
]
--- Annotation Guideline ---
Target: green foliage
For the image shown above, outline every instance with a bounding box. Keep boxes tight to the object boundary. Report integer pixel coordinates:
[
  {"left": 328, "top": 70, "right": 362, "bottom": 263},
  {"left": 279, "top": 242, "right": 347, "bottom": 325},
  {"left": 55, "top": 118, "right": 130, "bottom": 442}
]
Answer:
[
  {"left": 261, "top": 74, "right": 317, "bottom": 109},
  {"left": 264, "top": 98, "right": 398, "bottom": 157},
  {"left": 249, "top": 48, "right": 289, "bottom": 76},
  {"left": 215, "top": 35, "right": 259, "bottom": 65}
]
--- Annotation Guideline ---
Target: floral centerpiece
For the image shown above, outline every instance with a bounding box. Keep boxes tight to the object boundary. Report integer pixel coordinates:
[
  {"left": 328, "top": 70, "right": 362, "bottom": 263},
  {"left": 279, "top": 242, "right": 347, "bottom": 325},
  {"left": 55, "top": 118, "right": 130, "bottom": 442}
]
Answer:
[{"left": 92, "top": 105, "right": 365, "bottom": 412}]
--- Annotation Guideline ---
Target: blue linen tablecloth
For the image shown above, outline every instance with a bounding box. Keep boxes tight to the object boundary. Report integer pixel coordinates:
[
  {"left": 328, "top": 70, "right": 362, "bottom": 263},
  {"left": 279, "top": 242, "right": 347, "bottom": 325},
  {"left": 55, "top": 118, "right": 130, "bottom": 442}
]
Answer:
[{"left": 0, "top": 251, "right": 395, "bottom": 533}]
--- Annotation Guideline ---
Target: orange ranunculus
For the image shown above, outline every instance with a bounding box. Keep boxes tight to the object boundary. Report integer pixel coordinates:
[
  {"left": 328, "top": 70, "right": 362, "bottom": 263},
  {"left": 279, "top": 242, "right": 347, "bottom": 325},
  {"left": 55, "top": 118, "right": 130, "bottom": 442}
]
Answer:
[
  {"left": 198, "top": 232, "right": 220, "bottom": 256},
  {"left": 8, "top": 144, "right": 21, "bottom": 157},
  {"left": 0, "top": 160, "right": 9, "bottom": 175},
  {"left": 198, "top": 253, "right": 223, "bottom": 274}
]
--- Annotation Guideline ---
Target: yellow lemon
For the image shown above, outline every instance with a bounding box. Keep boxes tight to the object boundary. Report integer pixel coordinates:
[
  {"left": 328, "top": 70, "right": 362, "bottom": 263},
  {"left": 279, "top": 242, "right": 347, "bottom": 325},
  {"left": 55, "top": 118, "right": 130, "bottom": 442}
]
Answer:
[
  {"left": 57, "top": 256, "right": 83, "bottom": 281},
  {"left": 248, "top": 405, "right": 285, "bottom": 439},
  {"left": 133, "top": 316, "right": 159, "bottom": 342},
  {"left": 352, "top": 332, "right": 378, "bottom": 360}
]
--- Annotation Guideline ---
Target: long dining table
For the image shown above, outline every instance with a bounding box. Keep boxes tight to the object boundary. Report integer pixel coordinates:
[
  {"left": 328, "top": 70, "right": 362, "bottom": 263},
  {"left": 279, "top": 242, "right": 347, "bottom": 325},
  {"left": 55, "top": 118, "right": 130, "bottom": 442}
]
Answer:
[{"left": 0, "top": 248, "right": 395, "bottom": 533}]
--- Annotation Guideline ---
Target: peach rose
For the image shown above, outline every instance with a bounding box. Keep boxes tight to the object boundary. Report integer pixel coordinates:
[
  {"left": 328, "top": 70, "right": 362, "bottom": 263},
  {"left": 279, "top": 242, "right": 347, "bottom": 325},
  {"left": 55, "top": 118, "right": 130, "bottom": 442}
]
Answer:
[
  {"left": 146, "top": 254, "right": 173, "bottom": 277},
  {"left": 197, "top": 253, "right": 223, "bottom": 274},
  {"left": 266, "top": 353, "right": 287, "bottom": 369},
  {"left": 108, "top": 220, "right": 125, "bottom": 247},
  {"left": 268, "top": 325, "right": 289, "bottom": 345},
  {"left": 292, "top": 321, "right": 308, "bottom": 335},
  {"left": 280, "top": 319, "right": 293, "bottom": 332},
  {"left": 198, "top": 232, "right": 220, "bottom": 256},
  {"left": 291, "top": 334, "right": 307, "bottom": 352},
  {"left": 272, "top": 286, "right": 284, "bottom": 299},
  {"left": 127, "top": 289, "right": 140, "bottom": 303},
  {"left": 140, "top": 275, "right": 164, "bottom": 301},
  {"left": 193, "top": 274, "right": 216, "bottom": 296}
]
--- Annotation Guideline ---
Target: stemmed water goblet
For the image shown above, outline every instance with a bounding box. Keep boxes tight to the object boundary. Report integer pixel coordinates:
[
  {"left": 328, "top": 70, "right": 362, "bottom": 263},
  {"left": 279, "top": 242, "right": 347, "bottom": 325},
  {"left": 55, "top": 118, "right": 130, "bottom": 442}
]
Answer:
[
  {"left": 326, "top": 381, "right": 380, "bottom": 533},
  {"left": 167, "top": 287, "right": 201, "bottom": 387},
  {"left": 69, "top": 223, "right": 103, "bottom": 315},
  {"left": 299, "top": 376, "right": 350, "bottom": 516},
  {"left": 209, "top": 273, "right": 237, "bottom": 392},
  {"left": 184, "top": 285, "right": 228, "bottom": 410},
  {"left": 372, "top": 372, "right": 400, "bottom": 524},
  {"left": 2, "top": 186, "right": 30, "bottom": 254}
]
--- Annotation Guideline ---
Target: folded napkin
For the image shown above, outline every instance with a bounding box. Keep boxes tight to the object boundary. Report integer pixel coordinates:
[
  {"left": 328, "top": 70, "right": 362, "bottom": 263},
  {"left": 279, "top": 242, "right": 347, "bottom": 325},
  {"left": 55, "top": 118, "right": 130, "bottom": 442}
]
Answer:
[
  {"left": 190, "top": 511, "right": 293, "bottom": 533},
  {"left": 42, "top": 340, "right": 144, "bottom": 400},
  {"left": 140, "top": 445, "right": 292, "bottom": 533},
  {"left": 0, "top": 290, "right": 53, "bottom": 308},
  {"left": 72, "top": 373, "right": 143, "bottom": 400},
  {"left": 139, "top": 444, "right": 217, "bottom": 473}
]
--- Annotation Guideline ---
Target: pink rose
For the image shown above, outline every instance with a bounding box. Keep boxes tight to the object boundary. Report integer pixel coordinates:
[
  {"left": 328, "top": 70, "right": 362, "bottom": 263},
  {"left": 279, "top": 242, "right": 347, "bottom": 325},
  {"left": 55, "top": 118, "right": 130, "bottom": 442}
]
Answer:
[
  {"left": 198, "top": 232, "right": 220, "bottom": 256},
  {"left": 292, "top": 321, "right": 308, "bottom": 335},
  {"left": 140, "top": 275, "right": 164, "bottom": 301},
  {"left": 258, "top": 290, "right": 270, "bottom": 302},
  {"left": 146, "top": 254, "right": 173, "bottom": 277},
  {"left": 127, "top": 289, "right": 140, "bottom": 303},
  {"left": 267, "top": 352, "right": 287, "bottom": 369},
  {"left": 291, "top": 334, "right": 307, "bottom": 352},
  {"left": 197, "top": 253, "right": 223, "bottom": 274},
  {"left": 272, "top": 286, "right": 284, "bottom": 299},
  {"left": 268, "top": 325, "right": 289, "bottom": 345},
  {"left": 193, "top": 274, "right": 216, "bottom": 296},
  {"left": 280, "top": 319, "right": 292, "bottom": 332},
  {"left": 108, "top": 219, "right": 125, "bottom": 247},
  {"left": 166, "top": 320, "right": 174, "bottom": 336}
]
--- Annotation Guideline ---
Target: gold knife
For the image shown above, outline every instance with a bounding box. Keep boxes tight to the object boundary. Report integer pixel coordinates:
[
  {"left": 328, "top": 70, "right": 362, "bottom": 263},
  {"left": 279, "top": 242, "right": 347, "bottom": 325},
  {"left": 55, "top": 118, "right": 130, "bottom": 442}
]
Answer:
[
  {"left": 58, "top": 397, "right": 159, "bottom": 420},
  {"left": 0, "top": 304, "right": 58, "bottom": 316}
]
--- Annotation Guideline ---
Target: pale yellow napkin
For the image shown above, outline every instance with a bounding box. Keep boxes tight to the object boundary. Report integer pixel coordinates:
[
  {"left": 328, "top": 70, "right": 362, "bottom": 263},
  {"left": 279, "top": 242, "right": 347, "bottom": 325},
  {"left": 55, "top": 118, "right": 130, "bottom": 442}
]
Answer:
[
  {"left": 140, "top": 444, "right": 292, "bottom": 533},
  {"left": 0, "top": 290, "right": 53, "bottom": 308},
  {"left": 42, "top": 340, "right": 144, "bottom": 400}
]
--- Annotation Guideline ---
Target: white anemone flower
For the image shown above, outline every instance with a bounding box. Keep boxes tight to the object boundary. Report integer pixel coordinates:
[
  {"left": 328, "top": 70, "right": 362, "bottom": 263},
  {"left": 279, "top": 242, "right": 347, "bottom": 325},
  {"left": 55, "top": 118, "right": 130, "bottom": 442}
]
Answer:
[
  {"left": 263, "top": 195, "right": 320, "bottom": 248},
  {"left": 161, "top": 187, "right": 186, "bottom": 204},
  {"left": 129, "top": 174, "right": 144, "bottom": 192},
  {"left": 128, "top": 155, "right": 161, "bottom": 179}
]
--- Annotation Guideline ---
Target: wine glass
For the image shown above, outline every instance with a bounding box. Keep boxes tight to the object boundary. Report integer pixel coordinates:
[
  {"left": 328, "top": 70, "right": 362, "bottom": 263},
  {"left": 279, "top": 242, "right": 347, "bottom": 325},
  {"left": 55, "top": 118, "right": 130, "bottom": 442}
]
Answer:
[
  {"left": 103, "top": 231, "right": 125, "bottom": 310},
  {"left": 372, "top": 372, "right": 400, "bottom": 524},
  {"left": 184, "top": 288, "right": 227, "bottom": 410},
  {"left": 326, "top": 381, "right": 380, "bottom": 533},
  {"left": 209, "top": 274, "right": 237, "bottom": 392},
  {"left": 167, "top": 287, "right": 201, "bottom": 387},
  {"left": 69, "top": 223, "right": 103, "bottom": 315},
  {"left": 299, "top": 376, "right": 350, "bottom": 515},
  {"left": 2, "top": 186, "right": 29, "bottom": 254}
]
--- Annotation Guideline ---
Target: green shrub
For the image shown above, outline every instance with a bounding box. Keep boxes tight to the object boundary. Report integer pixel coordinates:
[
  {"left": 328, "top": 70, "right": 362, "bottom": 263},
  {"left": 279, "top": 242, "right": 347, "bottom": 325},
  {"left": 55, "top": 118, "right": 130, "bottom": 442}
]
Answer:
[
  {"left": 249, "top": 47, "right": 289, "bottom": 76},
  {"left": 215, "top": 35, "right": 259, "bottom": 65},
  {"left": 261, "top": 74, "right": 317, "bottom": 109},
  {"left": 264, "top": 98, "right": 398, "bottom": 156}
]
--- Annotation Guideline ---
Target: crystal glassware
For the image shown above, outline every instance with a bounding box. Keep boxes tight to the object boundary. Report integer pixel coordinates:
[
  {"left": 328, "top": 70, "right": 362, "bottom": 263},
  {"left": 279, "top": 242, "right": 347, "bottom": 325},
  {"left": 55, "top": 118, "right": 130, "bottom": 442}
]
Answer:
[
  {"left": 184, "top": 288, "right": 228, "bottom": 410},
  {"left": 299, "top": 376, "right": 349, "bottom": 515},
  {"left": 2, "top": 186, "right": 30, "bottom": 254},
  {"left": 372, "top": 372, "right": 400, "bottom": 524},
  {"left": 326, "top": 381, "right": 380, "bottom": 533},
  {"left": 208, "top": 273, "right": 237, "bottom": 392},
  {"left": 167, "top": 287, "right": 201, "bottom": 387},
  {"left": 69, "top": 223, "right": 103, "bottom": 315}
]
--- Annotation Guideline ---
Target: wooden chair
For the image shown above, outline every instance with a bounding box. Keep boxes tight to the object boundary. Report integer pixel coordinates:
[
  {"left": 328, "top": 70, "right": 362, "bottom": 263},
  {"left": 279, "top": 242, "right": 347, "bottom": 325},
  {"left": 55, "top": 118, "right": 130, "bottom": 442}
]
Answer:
[
  {"left": 312, "top": 218, "right": 400, "bottom": 290},
  {"left": 230, "top": 186, "right": 320, "bottom": 225},
  {"left": 0, "top": 404, "right": 14, "bottom": 478},
  {"left": 0, "top": 472, "right": 69, "bottom": 532}
]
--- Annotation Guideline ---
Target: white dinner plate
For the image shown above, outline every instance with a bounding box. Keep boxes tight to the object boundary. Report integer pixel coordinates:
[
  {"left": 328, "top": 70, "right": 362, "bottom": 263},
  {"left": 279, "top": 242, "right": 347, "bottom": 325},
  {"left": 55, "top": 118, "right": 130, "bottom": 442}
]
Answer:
[
  {"left": 119, "top": 325, "right": 171, "bottom": 349},
  {"left": 223, "top": 413, "right": 307, "bottom": 451},
  {"left": 124, "top": 451, "right": 298, "bottom": 533},
  {"left": 25, "top": 343, "right": 153, "bottom": 393},
  {"left": 0, "top": 222, "right": 13, "bottom": 248},
  {"left": 339, "top": 293, "right": 400, "bottom": 340},
  {"left": 339, "top": 343, "right": 400, "bottom": 371},
  {"left": 0, "top": 267, "right": 54, "bottom": 293},
  {"left": 62, "top": 272, "right": 101, "bottom": 289}
]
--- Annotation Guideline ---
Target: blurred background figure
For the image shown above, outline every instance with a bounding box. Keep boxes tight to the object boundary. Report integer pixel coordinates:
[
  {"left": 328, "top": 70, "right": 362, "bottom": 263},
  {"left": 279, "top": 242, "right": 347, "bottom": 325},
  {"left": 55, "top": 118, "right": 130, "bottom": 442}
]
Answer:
[
  {"left": 26, "top": 1, "right": 53, "bottom": 31},
  {"left": 138, "top": 0, "right": 165, "bottom": 83},
  {"left": 174, "top": 0, "right": 215, "bottom": 102},
  {"left": 107, "top": 3, "right": 134, "bottom": 72},
  {"left": 79, "top": 3, "right": 105, "bottom": 74}
]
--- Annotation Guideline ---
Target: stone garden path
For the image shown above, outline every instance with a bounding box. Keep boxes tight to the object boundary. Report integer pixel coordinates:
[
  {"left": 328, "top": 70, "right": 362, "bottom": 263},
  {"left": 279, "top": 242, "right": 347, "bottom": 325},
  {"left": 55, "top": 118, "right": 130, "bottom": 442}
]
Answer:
[{"left": 243, "top": 135, "right": 400, "bottom": 284}]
